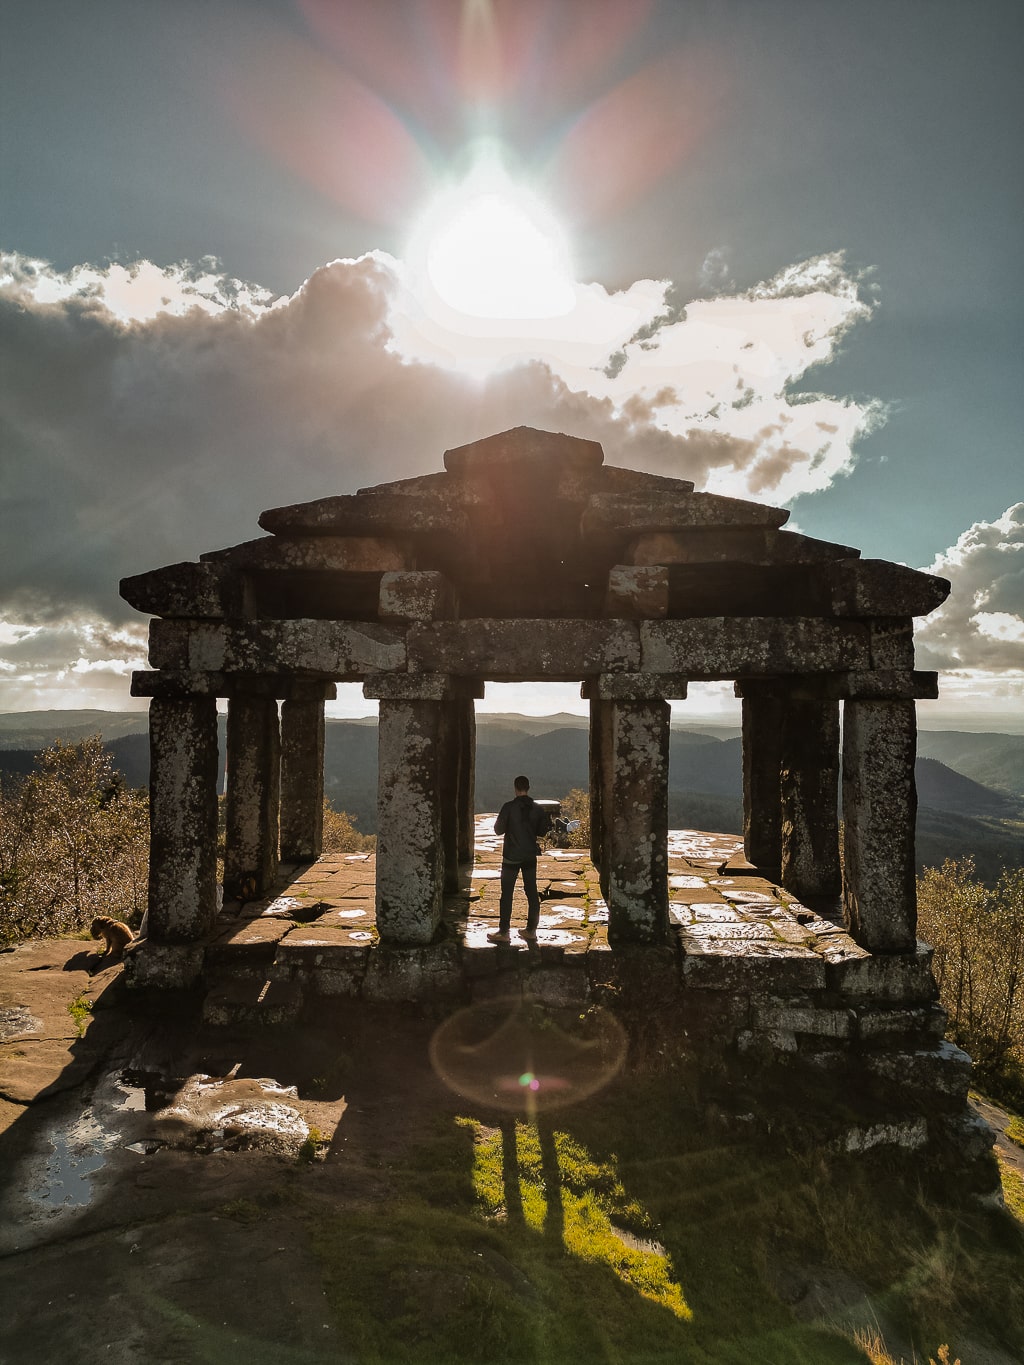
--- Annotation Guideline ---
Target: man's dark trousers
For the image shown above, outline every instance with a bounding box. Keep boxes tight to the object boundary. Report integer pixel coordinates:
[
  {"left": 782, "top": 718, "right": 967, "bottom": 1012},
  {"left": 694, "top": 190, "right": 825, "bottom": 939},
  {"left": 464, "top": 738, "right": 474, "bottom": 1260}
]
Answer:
[{"left": 499, "top": 859, "right": 540, "bottom": 934}]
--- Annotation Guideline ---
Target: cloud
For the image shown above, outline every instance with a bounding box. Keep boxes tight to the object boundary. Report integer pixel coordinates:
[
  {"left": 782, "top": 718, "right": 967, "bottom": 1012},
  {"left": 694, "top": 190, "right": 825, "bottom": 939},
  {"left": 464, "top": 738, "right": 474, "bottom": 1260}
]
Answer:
[
  {"left": 1, "top": 246, "right": 881, "bottom": 626},
  {"left": 915, "top": 504, "right": 1024, "bottom": 672}
]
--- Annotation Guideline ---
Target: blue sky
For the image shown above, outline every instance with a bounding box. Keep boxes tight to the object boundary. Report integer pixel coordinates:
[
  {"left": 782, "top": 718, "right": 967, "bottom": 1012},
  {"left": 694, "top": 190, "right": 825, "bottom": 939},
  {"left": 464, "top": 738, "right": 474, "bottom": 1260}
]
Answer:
[{"left": 1, "top": 0, "right": 1021, "bottom": 725}]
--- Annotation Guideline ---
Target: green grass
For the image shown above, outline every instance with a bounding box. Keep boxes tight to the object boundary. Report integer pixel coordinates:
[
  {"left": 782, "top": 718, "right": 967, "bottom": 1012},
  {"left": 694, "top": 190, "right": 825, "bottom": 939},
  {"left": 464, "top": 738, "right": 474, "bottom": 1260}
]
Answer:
[
  {"left": 1006, "top": 1115, "right": 1024, "bottom": 1149},
  {"left": 66, "top": 992, "right": 91, "bottom": 1036},
  {"left": 308, "top": 1077, "right": 1024, "bottom": 1364}
]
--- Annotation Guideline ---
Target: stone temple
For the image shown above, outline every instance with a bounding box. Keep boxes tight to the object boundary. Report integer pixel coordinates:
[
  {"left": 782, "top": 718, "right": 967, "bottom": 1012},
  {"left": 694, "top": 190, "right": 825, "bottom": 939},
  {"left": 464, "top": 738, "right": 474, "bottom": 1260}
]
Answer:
[{"left": 120, "top": 425, "right": 994, "bottom": 1180}]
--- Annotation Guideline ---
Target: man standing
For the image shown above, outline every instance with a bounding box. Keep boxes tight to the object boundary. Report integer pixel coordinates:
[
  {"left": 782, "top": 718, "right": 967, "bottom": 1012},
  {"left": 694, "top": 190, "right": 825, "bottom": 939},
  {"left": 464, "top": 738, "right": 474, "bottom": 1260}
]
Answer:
[{"left": 488, "top": 775, "right": 551, "bottom": 944}]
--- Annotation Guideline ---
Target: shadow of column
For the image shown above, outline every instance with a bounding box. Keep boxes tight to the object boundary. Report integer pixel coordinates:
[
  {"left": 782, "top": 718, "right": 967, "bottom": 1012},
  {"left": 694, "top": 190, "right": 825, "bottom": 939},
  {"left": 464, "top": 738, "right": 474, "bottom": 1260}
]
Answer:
[
  {"left": 538, "top": 1119, "right": 565, "bottom": 1251},
  {"left": 500, "top": 1115, "right": 525, "bottom": 1227}
]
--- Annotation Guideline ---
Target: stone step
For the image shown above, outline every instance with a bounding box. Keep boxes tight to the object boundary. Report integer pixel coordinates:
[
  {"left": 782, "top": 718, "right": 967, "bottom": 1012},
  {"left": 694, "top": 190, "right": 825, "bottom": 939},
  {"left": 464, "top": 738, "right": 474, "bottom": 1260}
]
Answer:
[{"left": 202, "top": 976, "right": 303, "bottom": 1027}]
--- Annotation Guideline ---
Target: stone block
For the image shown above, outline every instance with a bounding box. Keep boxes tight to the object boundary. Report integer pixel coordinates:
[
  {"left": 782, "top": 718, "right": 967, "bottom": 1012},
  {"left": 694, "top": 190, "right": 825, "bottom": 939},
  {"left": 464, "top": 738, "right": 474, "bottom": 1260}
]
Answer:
[
  {"left": 681, "top": 944, "right": 826, "bottom": 992},
  {"left": 582, "top": 490, "right": 788, "bottom": 535},
  {"left": 259, "top": 492, "right": 465, "bottom": 537},
  {"left": 750, "top": 998, "right": 853, "bottom": 1039},
  {"left": 842, "top": 1119, "right": 928, "bottom": 1154},
  {"left": 864, "top": 1041, "right": 973, "bottom": 1105},
  {"left": 524, "top": 966, "right": 590, "bottom": 1008},
  {"left": 854, "top": 1003, "right": 947, "bottom": 1044},
  {"left": 121, "top": 561, "right": 243, "bottom": 618},
  {"left": 379, "top": 571, "right": 456, "bottom": 621},
  {"left": 123, "top": 942, "right": 206, "bottom": 990},
  {"left": 363, "top": 674, "right": 485, "bottom": 701},
  {"left": 676, "top": 991, "right": 751, "bottom": 1043},
  {"left": 205, "top": 916, "right": 290, "bottom": 968},
  {"left": 627, "top": 528, "right": 770, "bottom": 566},
  {"left": 202, "top": 977, "right": 303, "bottom": 1027},
  {"left": 868, "top": 620, "right": 915, "bottom": 669},
  {"left": 587, "top": 946, "right": 679, "bottom": 1006},
  {"left": 170, "top": 619, "right": 407, "bottom": 674},
  {"left": 640, "top": 618, "right": 870, "bottom": 677},
  {"left": 829, "top": 560, "right": 950, "bottom": 617},
  {"left": 605, "top": 566, "right": 668, "bottom": 618},
  {"left": 443, "top": 425, "right": 604, "bottom": 477},
  {"left": 582, "top": 673, "right": 689, "bottom": 701},
  {"left": 408, "top": 619, "right": 640, "bottom": 678},
  {"left": 826, "top": 945, "right": 936, "bottom": 1002},
  {"left": 204, "top": 534, "right": 415, "bottom": 572},
  {"left": 362, "top": 942, "right": 466, "bottom": 1003}
]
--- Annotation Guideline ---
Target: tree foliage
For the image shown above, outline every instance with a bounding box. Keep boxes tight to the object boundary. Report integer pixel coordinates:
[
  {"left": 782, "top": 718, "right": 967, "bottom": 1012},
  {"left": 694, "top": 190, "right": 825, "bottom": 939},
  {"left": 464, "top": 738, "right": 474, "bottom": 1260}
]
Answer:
[
  {"left": 322, "top": 797, "right": 375, "bottom": 854},
  {"left": 918, "top": 857, "right": 1024, "bottom": 1107},
  {"left": 0, "top": 737, "right": 148, "bottom": 946}
]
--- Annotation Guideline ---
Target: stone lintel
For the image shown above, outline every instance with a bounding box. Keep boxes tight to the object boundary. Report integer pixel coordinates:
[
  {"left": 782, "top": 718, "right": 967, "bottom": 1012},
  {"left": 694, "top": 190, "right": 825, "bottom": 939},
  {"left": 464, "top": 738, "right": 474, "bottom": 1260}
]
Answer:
[
  {"left": 443, "top": 425, "right": 604, "bottom": 476},
  {"left": 869, "top": 619, "right": 916, "bottom": 669},
  {"left": 583, "top": 490, "right": 789, "bottom": 537},
  {"left": 363, "top": 674, "right": 485, "bottom": 701},
  {"left": 131, "top": 670, "right": 337, "bottom": 700},
  {"left": 605, "top": 565, "right": 669, "bottom": 618},
  {"left": 830, "top": 560, "right": 951, "bottom": 617},
  {"left": 641, "top": 618, "right": 870, "bottom": 677},
  {"left": 120, "top": 561, "right": 243, "bottom": 619},
  {"left": 581, "top": 673, "right": 688, "bottom": 701},
  {"left": 202, "top": 535, "right": 415, "bottom": 572},
  {"left": 627, "top": 528, "right": 771, "bottom": 566},
  {"left": 149, "top": 618, "right": 406, "bottom": 674},
  {"left": 258, "top": 493, "right": 465, "bottom": 538},
  {"left": 408, "top": 619, "right": 640, "bottom": 676},
  {"left": 735, "top": 671, "right": 938, "bottom": 701},
  {"left": 379, "top": 570, "right": 457, "bottom": 621}
]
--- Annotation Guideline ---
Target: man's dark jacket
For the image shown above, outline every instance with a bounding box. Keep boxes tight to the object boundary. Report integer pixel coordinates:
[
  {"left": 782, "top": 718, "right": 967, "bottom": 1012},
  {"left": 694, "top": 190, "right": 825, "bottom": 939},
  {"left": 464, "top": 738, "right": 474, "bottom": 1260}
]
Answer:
[{"left": 494, "top": 795, "right": 551, "bottom": 863}]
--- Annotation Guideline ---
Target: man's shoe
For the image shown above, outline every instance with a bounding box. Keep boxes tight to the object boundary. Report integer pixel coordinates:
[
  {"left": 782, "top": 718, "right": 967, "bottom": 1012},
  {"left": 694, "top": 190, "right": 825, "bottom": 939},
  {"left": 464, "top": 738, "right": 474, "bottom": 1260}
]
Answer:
[
  {"left": 521, "top": 928, "right": 538, "bottom": 941},
  {"left": 487, "top": 930, "right": 511, "bottom": 944}
]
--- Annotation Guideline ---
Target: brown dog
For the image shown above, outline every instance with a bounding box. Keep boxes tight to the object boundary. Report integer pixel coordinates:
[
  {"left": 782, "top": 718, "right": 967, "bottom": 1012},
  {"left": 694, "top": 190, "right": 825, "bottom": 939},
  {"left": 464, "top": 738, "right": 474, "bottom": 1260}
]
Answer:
[{"left": 89, "top": 915, "right": 135, "bottom": 962}]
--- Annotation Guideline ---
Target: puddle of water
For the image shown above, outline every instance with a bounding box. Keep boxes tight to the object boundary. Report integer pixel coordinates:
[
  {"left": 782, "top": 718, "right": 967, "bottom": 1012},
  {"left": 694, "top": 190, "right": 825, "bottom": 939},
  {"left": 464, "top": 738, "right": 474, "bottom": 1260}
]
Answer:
[{"left": 28, "top": 1108, "right": 118, "bottom": 1212}]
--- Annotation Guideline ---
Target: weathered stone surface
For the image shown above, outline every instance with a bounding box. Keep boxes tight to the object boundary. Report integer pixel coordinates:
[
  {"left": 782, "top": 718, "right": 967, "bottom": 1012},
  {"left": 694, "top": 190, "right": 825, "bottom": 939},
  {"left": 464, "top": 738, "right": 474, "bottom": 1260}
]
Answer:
[
  {"left": 408, "top": 620, "right": 640, "bottom": 677},
  {"left": 597, "top": 465, "right": 695, "bottom": 496},
  {"left": 581, "top": 673, "right": 688, "bottom": 701},
  {"left": 830, "top": 560, "right": 950, "bottom": 617},
  {"left": 259, "top": 493, "right": 466, "bottom": 537},
  {"left": 379, "top": 571, "right": 456, "bottom": 621},
  {"left": 826, "top": 945, "right": 936, "bottom": 1002},
  {"left": 203, "top": 534, "right": 414, "bottom": 572},
  {"left": 741, "top": 696, "right": 783, "bottom": 869},
  {"left": 627, "top": 528, "right": 770, "bottom": 566},
  {"left": 640, "top": 618, "right": 870, "bottom": 677},
  {"left": 150, "top": 618, "right": 406, "bottom": 675},
  {"left": 582, "top": 490, "right": 789, "bottom": 535},
  {"left": 443, "top": 425, "right": 604, "bottom": 477},
  {"left": 681, "top": 944, "right": 826, "bottom": 992},
  {"left": 375, "top": 699, "right": 445, "bottom": 944},
  {"left": 667, "top": 563, "right": 831, "bottom": 617},
  {"left": 842, "top": 1119, "right": 928, "bottom": 1154},
  {"left": 131, "top": 670, "right": 339, "bottom": 699},
  {"left": 279, "top": 696, "right": 325, "bottom": 862},
  {"left": 524, "top": 965, "right": 590, "bottom": 1008},
  {"left": 224, "top": 695, "right": 281, "bottom": 899},
  {"left": 120, "top": 562, "right": 243, "bottom": 618},
  {"left": 363, "top": 674, "right": 485, "bottom": 701},
  {"left": 206, "top": 915, "right": 290, "bottom": 967},
  {"left": 587, "top": 945, "right": 678, "bottom": 1005},
  {"left": 842, "top": 700, "right": 918, "bottom": 953},
  {"left": 855, "top": 1003, "right": 947, "bottom": 1044},
  {"left": 865, "top": 1041, "right": 973, "bottom": 1105},
  {"left": 605, "top": 566, "right": 668, "bottom": 618},
  {"left": 123, "top": 941, "right": 206, "bottom": 990},
  {"left": 362, "top": 942, "right": 465, "bottom": 1002},
  {"left": 736, "top": 671, "right": 938, "bottom": 701},
  {"left": 147, "top": 695, "right": 219, "bottom": 944},
  {"left": 869, "top": 619, "right": 915, "bottom": 669},
  {"left": 765, "top": 529, "right": 861, "bottom": 563},
  {"left": 750, "top": 999, "right": 853, "bottom": 1039},
  {"left": 780, "top": 700, "right": 841, "bottom": 899},
  {"left": 605, "top": 700, "right": 670, "bottom": 944}
]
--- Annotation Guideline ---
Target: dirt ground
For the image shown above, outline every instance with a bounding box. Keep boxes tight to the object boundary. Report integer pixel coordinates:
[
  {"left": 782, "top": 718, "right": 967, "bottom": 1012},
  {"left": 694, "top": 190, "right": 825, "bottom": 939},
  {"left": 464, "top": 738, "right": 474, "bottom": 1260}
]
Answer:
[
  {"left": 2, "top": 936, "right": 1022, "bottom": 1365},
  {"left": 0, "top": 937, "right": 466, "bottom": 1364}
]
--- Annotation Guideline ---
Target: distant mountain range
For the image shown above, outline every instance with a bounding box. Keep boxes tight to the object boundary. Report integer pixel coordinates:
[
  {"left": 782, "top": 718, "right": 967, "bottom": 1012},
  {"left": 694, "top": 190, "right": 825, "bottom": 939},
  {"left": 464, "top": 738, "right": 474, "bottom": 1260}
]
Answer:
[{"left": 2, "top": 710, "right": 1021, "bottom": 880}]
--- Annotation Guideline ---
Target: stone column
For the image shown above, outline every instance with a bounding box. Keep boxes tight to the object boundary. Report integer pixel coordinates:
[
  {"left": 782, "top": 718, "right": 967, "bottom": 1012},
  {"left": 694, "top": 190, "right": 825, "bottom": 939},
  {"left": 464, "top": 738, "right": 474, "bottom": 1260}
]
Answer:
[
  {"left": 148, "top": 695, "right": 220, "bottom": 942},
  {"left": 439, "top": 701, "right": 461, "bottom": 893},
  {"left": 224, "top": 694, "right": 281, "bottom": 899},
  {"left": 780, "top": 699, "right": 841, "bottom": 899},
  {"left": 375, "top": 697, "right": 445, "bottom": 944},
  {"left": 588, "top": 696, "right": 612, "bottom": 899},
  {"left": 606, "top": 699, "right": 671, "bottom": 944},
  {"left": 842, "top": 699, "right": 918, "bottom": 952},
  {"left": 454, "top": 695, "right": 477, "bottom": 868},
  {"left": 279, "top": 693, "right": 325, "bottom": 864},
  {"left": 741, "top": 695, "right": 784, "bottom": 869}
]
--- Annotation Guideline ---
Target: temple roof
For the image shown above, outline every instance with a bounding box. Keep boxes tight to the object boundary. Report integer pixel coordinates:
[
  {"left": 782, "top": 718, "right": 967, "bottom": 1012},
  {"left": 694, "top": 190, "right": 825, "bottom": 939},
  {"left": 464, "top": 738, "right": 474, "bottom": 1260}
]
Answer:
[{"left": 121, "top": 426, "right": 950, "bottom": 625}]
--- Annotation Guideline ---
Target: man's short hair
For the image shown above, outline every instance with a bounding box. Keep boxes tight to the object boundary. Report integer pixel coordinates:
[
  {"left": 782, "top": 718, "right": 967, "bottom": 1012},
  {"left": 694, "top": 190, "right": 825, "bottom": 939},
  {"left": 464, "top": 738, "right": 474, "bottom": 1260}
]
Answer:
[{"left": 514, "top": 775, "right": 530, "bottom": 792}]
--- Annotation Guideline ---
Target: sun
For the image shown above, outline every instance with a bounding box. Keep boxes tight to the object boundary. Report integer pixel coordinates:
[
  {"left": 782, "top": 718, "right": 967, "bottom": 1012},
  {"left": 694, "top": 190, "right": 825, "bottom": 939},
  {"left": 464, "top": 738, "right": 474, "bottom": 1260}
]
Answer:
[{"left": 407, "top": 143, "right": 576, "bottom": 321}]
